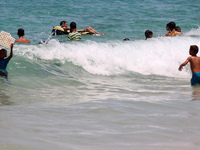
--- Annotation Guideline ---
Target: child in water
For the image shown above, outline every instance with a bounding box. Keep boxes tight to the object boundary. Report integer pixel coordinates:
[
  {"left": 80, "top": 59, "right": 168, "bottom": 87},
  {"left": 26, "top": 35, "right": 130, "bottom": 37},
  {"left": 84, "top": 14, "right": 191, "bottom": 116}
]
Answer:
[
  {"left": 145, "top": 30, "right": 153, "bottom": 40},
  {"left": 0, "top": 43, "right": 14, "bottom": 79},
  {"left": 179, "top": 45, "right": 200, "bottom": 86},
  {"left": 175, "top": 26, "right": 182, "bottom": 35}
]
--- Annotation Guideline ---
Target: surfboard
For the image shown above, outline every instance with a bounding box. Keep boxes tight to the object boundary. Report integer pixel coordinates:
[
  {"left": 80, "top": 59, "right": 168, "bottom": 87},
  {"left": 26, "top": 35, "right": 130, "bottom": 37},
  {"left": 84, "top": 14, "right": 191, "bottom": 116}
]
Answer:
[{"left": 0, "top": 31, "right": 15, "bottom": 49}]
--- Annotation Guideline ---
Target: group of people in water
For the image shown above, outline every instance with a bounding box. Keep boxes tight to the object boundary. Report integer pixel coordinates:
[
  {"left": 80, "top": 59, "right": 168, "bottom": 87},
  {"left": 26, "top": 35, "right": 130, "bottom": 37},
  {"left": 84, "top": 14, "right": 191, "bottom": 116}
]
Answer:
[
  {"left": 13, "top": 21, "right": 183, "bottom": 44},
  {"left": 10, "top": 21, "right": 183, "bottom": 44},
  {"left": 14, "top": 21, "right": 107, "bottom": 43},
  {"left": 1, "top": 21, "right": 200, "bottom": 86},
  {"left": 124, "top": 21, "right": 182, "bottom": 41}
]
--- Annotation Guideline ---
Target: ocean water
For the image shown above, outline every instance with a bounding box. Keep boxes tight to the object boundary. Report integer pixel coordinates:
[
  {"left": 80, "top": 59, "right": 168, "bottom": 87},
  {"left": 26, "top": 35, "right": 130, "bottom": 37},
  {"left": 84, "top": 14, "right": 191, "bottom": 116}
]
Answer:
[{"left": 1, "top": 0, "right": 200, "bottom": 149}]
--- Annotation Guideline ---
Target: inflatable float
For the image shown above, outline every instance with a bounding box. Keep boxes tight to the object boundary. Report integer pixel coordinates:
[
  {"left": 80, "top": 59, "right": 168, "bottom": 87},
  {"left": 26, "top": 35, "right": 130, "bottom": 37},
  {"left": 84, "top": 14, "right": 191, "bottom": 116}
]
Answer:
[{"left": 51, "top": 26, "right": 91, "bottom": 36}]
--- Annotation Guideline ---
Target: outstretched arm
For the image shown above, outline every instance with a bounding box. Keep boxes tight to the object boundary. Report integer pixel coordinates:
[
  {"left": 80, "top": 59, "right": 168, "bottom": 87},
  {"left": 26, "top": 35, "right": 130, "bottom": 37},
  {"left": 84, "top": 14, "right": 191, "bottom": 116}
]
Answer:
[
  {"left": 7, "top": 43, "right": 13, "bottom": 62},
  {"left": 178, "top": 57, "right": 191, "bottom": 71}
]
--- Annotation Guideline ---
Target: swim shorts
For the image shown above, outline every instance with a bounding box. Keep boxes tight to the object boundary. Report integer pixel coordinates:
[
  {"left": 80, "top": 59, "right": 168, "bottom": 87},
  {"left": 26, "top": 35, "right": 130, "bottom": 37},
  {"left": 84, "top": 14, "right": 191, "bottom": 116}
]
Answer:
[{"left": 191, "top": 72, "right": 200, "bottom": 86}]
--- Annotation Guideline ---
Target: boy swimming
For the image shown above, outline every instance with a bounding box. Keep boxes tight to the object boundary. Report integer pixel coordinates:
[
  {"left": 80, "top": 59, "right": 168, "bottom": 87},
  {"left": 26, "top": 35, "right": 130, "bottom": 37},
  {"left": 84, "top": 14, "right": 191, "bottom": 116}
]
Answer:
[
  {"left": 179, "top": 45, "right": 200, "bottom": 85},
  {"left": 0, "top": 43, "right": 14, "bottom": 79}
]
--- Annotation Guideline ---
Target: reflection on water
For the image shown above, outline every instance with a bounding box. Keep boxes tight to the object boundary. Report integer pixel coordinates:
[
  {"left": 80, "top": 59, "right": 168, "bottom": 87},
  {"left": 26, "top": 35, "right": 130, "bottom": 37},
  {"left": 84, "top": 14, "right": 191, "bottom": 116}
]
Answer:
[
  {"left": 192, "top": 86, "right": 200, "bottom": 101},
  {"left": 0, "top": 90, "right": 13, "bottom": 106},
  {"left": 0, "top": 79, "right": 13, "bottom": 106}
]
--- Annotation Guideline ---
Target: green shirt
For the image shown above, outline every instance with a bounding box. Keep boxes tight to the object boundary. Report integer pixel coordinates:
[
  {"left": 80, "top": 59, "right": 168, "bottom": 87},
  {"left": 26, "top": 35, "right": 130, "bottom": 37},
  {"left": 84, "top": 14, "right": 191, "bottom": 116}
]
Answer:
[{"left": 68, "top": 31, "right": 81, "bottom": 41}]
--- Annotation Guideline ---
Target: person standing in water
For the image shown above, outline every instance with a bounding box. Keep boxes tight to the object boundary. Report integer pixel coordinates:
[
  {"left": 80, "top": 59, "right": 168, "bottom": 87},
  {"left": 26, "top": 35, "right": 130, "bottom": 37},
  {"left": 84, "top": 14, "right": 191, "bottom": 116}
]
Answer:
[
  {"left": 0, "top": 43, "right": 14, "bottom": 79},
  {"left": 179, "top": 45, "right": 200, "bottom": 86},
  {"left": 15, "top": 28, "right": 31, "bottom": 43}
]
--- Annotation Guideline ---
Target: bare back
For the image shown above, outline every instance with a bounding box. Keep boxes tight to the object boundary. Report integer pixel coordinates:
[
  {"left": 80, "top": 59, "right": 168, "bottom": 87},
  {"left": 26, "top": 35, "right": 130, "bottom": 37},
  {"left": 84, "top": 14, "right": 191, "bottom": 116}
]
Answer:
[
  {"left": 15, "top": 37, "right": 30, "bottom": 43},
  {"left": 190, "top": 56, "right": 200, "bottom": 73}
]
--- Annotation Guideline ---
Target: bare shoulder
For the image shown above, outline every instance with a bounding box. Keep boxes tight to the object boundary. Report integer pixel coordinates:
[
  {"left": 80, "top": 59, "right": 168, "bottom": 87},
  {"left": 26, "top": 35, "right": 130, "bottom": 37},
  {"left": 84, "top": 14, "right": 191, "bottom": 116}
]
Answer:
[
  {"left": 25, "top": 39, "right": 31, "bottom": 43},
  {"left": 15, "top": 38, "right": 30, "bottom": 43},
  {"left": 190, "top": 56, "right": 200, "bottom": 62},
  {"left": 15, "top": 39, "right": 20, "bottom": 42}
]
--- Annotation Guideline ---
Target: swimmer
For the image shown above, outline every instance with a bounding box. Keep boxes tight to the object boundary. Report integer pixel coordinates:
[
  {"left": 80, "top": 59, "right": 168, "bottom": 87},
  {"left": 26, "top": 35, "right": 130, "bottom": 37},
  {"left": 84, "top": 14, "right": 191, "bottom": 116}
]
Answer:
[
  {"left": 175, "top": 26, "right": 182, "bottom": 35},
  {"left": 123, "top": 38, "right": 130, "bottom": 41},
  {"left": 145, "top": 30, "right": 153, "bottom": 40},
  {"left": 15, "top": 28, "right": 31, "bottom": 43},
  {"left": 68, "top": 22, "right": 81, "bottom": 41}
]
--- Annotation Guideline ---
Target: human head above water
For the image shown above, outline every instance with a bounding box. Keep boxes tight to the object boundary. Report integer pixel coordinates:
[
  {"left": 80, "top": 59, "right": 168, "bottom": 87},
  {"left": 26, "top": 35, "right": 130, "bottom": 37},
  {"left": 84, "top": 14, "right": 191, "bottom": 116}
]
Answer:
[
  {"left": 0, "top": 49, "right": 7, "bottom": 59},
  {"left": 190, "top": 45, "right": 199, "bottom": 55},
  {"left": 168, "top": 22, "right": 176, "bottom": 31},
  {"left": 60, "top": 21, "right": 67, "bottom": 27},
  {"left": 166, "top": 23, "right": 170, "bottom": 31},
  {"left": 175, "top": 26, "right": 181, "bottom": 32},
  {"left": 145, "top": 30, "right": 153, "bottom": 39},
  {"left": 17, "top": 28, "right": 25, "bottom": 37},
  {"left": 123, "top": 38, "right": 130, "bottom": 41},
  {"left": 70, "top": 22, "right": 77, "bottom": 30}
]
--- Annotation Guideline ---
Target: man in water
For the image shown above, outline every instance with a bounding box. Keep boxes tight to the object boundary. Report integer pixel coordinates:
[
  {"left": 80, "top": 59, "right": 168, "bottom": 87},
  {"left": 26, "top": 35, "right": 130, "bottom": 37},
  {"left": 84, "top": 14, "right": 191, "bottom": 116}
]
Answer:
[
  {"left": 15, "top": 28, "right": 31, "bottom": 43},
  {"left": 60, "top": 21, "right": 106, "bottom": 35},
  {"left": 68, "top": 22, "right": 81, "bottom": 41},
  {"left": 179, "top": 45, "right": 200, "bottom": 86}
]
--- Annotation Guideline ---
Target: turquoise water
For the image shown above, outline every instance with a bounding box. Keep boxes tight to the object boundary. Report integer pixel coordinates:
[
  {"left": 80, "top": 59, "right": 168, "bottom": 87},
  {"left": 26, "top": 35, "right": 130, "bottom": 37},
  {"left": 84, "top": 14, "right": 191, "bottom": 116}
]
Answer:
[{"left": 1, "top": 0, "right": 200, "bottom": 149}]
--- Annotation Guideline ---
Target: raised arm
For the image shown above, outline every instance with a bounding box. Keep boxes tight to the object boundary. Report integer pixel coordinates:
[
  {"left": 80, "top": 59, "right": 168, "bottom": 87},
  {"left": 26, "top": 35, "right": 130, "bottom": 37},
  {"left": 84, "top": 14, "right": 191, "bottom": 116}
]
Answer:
[
  {"left": 7, "top": 43, "right": 13, "bottom": 62},
  {"left": 178, "top": 57, "right": 191, "bottom": 71}
]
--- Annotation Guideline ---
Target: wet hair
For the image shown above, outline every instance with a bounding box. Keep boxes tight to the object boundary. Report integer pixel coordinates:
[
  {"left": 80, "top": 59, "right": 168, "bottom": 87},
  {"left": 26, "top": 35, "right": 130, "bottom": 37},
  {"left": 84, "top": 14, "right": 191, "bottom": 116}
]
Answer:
[
  {"left": 0, "top": 48, "right": 7, "bottom": 53},
  {"left": 145, "top": 30, "right": 153, "bottom": 38},
  {"left": 123, "top": 38, "right": 130, "bottom": 41},
  {"left": 168, "top": 22, "right": 176, "bottom": 31},
  {"left": 175, "top": 26, "right": 181, "bottom": 32},
  {"left": 17, "top": 28, "right": 25, "bottom": 37},
  {"left": 190, "top": 45, "right": 199, "bottom": 54},
  {"left": 0, "top": 49, "right": 7, "bottom": 58},
  {"left": 166, "top": 23, "right": 170, "bottom": 27},
  {"left": 60, "top": 21, "right": 67, "bottom": 26},
  {"left": 70, "top": 22, "right": 76, "bottom": 29}
]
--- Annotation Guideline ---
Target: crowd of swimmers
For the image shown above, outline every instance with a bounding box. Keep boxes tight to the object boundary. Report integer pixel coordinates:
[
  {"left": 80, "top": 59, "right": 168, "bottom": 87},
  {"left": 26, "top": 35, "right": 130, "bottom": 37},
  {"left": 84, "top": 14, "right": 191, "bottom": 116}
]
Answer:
[
  {"left": 1, "top": 21, "right": 200, "bottom": 86},
  {"left": 12, "top": 21, "right": 183, "bottom": 44}
]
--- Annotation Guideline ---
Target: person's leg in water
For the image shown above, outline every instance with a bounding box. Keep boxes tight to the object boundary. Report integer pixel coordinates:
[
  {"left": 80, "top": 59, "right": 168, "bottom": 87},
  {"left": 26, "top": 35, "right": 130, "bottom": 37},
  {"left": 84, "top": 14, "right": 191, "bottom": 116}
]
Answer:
[
  {"left": 85, "top": 26, "right": 106, "bottom": 35},
  {"left": 0, "top": 71, "right": 8, "bottom": 79}
]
